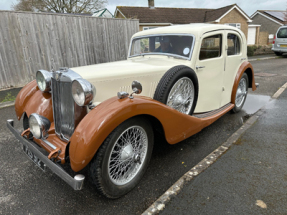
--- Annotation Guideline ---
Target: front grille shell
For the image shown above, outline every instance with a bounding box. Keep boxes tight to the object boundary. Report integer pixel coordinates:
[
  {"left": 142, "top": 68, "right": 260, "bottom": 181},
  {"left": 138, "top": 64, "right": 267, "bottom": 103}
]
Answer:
[{"left": 51, "top": 69, "right": 87, "bottom": 142}]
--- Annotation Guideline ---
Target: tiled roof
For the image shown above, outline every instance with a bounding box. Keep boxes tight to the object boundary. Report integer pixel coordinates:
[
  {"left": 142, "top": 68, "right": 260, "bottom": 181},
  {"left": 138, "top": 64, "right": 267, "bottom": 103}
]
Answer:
[
  {"left": 257, "top": 10, "right": 285, "bottom": 24},
  {"left": 116, "top": 4, "right": 248, "bottom": 24}
]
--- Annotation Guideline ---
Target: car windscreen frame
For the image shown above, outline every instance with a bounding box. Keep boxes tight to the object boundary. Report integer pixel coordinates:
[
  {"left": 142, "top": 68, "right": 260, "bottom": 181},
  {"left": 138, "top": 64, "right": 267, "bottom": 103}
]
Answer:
[{"left": 128, "top": 33, "right": 196, "bottom": 60}]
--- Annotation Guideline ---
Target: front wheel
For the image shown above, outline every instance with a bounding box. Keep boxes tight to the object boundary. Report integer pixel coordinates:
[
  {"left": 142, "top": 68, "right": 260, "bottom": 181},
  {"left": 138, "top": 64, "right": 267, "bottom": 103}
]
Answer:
[
  {"left": 89, "top": 117, "right": 154, "bottom": 199},
  {"left": 232, "top": 73, "right": 248, "bottom": 113}
]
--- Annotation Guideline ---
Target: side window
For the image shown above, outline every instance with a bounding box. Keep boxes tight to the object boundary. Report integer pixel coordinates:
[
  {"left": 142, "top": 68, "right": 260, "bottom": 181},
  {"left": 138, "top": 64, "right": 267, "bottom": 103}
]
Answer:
[
  {"left": 227, "top": 34, "right": 241, "bottom": 56},
  {"left": 199, "top": 34, "right": 222, "bottom": 60}
]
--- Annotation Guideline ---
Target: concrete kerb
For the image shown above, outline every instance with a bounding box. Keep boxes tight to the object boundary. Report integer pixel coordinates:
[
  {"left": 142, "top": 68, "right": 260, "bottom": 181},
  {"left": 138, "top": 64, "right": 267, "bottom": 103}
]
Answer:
[
  {"left": 248, "top": 56, "right": 281, "bottom": 62},
  {"left": 0, "top": 101, "right": 15, "bottom": 109},
  {"left": 142, "top": 83, "right": 287, "bottom": 215}
]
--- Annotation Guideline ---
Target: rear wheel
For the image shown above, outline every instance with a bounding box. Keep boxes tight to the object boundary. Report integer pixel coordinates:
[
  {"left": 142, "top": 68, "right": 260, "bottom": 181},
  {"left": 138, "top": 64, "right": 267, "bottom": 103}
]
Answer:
[
  {"left": 89, "top": 117, "right": 154, "bottom": 199},
  {"left": 232, "top": 73, "right": 248, "bottom": 113}
]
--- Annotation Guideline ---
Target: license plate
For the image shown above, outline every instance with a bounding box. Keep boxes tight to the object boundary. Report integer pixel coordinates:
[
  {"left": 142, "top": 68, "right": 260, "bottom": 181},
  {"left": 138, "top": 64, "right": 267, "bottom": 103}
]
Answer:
[
  {"left": 280, "top": 44, "right": 287, "bottom": 47},
  {"left": 23, "top": 145, "right": 46, "bottom": 171}
]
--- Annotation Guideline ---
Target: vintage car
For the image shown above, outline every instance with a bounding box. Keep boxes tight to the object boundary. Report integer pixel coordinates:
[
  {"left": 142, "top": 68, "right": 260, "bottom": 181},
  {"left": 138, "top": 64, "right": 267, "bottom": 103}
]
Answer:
[{"left": 7, "top": 24, "right": 258, "bottom": 199}]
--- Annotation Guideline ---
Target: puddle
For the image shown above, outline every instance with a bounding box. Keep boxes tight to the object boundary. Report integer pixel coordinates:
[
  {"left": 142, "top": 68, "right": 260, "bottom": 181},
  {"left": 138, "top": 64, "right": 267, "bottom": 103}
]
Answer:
[{"left": 242, "top": 94, "right": 271, "bottom": 115}]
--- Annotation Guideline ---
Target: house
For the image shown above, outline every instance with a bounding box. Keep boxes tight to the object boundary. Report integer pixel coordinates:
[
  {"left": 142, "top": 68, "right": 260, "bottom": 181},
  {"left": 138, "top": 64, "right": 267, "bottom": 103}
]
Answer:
[
  {"left": 93, "top": 8, "right": 114, "bottom": 18},
  {"left": 115, "top": 1, "right": 255, "bottom": 43},
  {"left": 251, "top": 10, "right": 285, "bottom": 39}
]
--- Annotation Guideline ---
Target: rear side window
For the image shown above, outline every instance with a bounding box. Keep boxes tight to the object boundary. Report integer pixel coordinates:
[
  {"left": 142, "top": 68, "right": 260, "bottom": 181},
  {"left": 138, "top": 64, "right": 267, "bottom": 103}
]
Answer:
[
  {"left": 199, "top": 34, "right": 222, "bottom": 60},
  {"left": 227, "top": 34, "right": 241, "bottom": 56},
  {"left": 277, "top": 28, "right": 287, "bottom": 38}
]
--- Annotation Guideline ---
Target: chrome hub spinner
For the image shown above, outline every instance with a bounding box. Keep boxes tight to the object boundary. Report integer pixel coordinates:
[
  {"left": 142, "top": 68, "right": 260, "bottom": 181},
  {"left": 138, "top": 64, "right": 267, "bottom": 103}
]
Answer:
[{"left": 120, "top": 144, "right": 134, "bottom": 161}]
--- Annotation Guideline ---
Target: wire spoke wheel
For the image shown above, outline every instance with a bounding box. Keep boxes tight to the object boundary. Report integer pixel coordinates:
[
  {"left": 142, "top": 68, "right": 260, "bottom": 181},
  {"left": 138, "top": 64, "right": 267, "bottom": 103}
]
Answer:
[
  {"left": 89, "top": 117, "right": 153, "bottom": 199},
  {"left": 166, "top": 77, "right": 194, "bottom": 114},
  {"left": 235, "top": 78, "right": 247, "bottom": 108},
  {"left": 108, "top": 126, "right": 148, "bottom": 186}
]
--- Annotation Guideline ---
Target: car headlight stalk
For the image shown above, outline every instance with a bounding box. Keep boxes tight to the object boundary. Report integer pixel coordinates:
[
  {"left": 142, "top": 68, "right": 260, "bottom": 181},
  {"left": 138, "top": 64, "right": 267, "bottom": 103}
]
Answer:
[
  {"left": 72, "top": 79, "right": 96, "bottom": 107},
  {"left": 36, "top": 70, "right": 53, "bottom": 92},
  {"left": 29, "top": 113, "right": 51, "bottom": 139}
]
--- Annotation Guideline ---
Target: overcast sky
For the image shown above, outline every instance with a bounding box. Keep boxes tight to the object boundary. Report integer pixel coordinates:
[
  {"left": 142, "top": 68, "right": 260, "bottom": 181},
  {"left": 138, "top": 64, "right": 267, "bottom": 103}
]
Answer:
[{"left": 0, "top": 0, "right": 286, "bottom": 16}]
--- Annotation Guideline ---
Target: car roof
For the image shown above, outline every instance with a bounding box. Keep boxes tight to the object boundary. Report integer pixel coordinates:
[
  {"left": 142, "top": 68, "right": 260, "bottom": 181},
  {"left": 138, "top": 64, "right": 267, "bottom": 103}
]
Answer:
[{"left": 132, "top": 23, "right": 242, "bottom": 38}]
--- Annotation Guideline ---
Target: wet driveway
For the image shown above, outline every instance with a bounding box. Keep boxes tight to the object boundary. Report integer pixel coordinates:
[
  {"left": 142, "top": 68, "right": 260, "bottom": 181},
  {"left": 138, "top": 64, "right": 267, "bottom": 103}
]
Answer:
[{"left": 242, "top": 94, "right": 271, "bottom": 115}]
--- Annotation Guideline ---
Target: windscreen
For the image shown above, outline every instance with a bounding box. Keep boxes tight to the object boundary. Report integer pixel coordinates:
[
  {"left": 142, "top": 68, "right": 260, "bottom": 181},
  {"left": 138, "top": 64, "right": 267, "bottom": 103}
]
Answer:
[
  {"left": 130, "top": 35, "right": 194, "bottom": 59},
  {"left": 277, "top": 28, "right": 287, "bottom": 38}
]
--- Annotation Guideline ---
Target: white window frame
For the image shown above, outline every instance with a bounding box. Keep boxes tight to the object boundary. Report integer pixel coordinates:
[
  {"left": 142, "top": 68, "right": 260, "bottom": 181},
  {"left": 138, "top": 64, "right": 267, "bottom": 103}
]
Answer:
[{"left": 225, "top": 23, "right": 241, "bottom": 29}]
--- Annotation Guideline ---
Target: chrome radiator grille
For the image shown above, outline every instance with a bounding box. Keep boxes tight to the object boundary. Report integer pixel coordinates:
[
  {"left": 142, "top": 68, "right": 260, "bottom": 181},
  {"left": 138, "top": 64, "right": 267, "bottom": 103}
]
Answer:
[{"left": 51, "top": 77, "right": 75, "bottom": 142}]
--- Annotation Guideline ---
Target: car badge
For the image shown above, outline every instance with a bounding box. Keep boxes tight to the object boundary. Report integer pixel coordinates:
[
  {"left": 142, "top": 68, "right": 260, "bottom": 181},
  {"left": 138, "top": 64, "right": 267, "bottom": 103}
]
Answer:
[{"left": 55, "top": 73, "right": 59, "bottom": 80}]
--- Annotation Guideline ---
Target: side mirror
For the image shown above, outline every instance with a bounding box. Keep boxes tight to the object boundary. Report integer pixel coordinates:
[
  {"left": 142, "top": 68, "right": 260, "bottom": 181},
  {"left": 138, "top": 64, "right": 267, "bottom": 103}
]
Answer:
[
  {"left": 131, "top": 80, "right": 142, "bottom": 94},
  {"left": 117, "top": 80, "right": 142, "bottom": 100}
]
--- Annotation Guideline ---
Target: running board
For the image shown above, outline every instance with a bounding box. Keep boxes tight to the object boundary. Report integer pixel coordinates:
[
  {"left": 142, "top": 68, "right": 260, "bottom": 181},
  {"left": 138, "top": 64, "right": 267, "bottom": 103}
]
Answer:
[{"left": 193, "top": 103, "right": 233, "bottom": 119}]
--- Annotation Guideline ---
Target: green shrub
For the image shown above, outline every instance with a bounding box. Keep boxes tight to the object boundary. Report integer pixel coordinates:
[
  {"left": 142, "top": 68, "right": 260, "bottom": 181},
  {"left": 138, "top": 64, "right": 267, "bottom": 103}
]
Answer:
[
  {"left": 247, "top": 46, "right": 255, "bottom": 56},
  {"left": 1, "top": 93, "right": 16, "bottom": 103}
]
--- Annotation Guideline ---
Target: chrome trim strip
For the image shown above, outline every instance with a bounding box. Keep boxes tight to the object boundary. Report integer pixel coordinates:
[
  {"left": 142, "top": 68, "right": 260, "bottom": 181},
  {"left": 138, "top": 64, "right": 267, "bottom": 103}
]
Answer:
[
  {"left": 6, "top": 119, "right": 85, "bottom": 190},
  {"left": 42, "top": 139, "right": 57, "bottom": 150},
  {"left": 128, "top": 33, "right": 196, "bottom": 61}
]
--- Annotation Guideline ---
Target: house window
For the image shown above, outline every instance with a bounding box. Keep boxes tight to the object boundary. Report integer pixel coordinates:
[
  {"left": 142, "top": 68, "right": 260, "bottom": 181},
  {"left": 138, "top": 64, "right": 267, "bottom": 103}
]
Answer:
[
  {"left": 225, "top": 23, "right": 241, "bottom": 29},
  {"left": 199, "top": 34, "right": 222, "bottom": 60},
  {"left": 227, "top": 34, "right": 241, "bottom": 56}
]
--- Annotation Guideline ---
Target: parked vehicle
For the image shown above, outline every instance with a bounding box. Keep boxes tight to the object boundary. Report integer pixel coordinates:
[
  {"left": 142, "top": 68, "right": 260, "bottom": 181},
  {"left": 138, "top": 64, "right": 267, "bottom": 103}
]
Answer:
[
  {"left": 272, "top": 26, "right": 287, "bottom": 56},
  {"left": 7, "top": 24, "right": 258, "bottom": 199}
]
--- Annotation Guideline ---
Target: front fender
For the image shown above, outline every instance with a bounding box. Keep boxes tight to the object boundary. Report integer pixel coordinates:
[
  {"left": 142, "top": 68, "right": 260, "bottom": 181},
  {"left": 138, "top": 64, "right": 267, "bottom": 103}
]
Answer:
[
  {"left": 15, "top": 80, "right": 53, "bottom": 122},
  {"left": 69, "top": 96, "right": 229, "bottom": 172}
]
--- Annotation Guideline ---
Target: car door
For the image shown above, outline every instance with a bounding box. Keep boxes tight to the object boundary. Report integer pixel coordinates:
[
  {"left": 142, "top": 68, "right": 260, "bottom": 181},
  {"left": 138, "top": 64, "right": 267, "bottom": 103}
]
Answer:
[
  {"left": 194, "top": 31, "right": 224, "bottom": 113},
  {"left": 222, "top": 30, "right": 243, "bottom": 106}
]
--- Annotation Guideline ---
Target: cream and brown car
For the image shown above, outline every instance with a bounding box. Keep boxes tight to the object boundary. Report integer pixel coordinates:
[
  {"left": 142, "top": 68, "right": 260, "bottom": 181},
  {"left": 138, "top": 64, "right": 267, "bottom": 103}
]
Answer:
[{"left": 7, "top": 24, "right": 258, "bottom": 198}]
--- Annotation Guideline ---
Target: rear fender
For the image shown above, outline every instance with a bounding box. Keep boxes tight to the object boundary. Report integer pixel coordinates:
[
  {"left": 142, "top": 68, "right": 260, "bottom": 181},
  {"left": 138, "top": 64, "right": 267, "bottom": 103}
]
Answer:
[
  {"left": 69, "top": 96, "right": 231, "bottom": 172},
  {"left": 231, "top": 61, "right": 256, "bottom": 104},
  {"left": 15, "top": 80, "right": 53, "bottom": 122}
]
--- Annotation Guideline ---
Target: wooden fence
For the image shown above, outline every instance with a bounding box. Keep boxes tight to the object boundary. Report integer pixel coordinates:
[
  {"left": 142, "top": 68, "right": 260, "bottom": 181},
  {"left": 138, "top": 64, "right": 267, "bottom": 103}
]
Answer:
[{"left": 0, "top": 10, "right": 139, "bottom": 89}]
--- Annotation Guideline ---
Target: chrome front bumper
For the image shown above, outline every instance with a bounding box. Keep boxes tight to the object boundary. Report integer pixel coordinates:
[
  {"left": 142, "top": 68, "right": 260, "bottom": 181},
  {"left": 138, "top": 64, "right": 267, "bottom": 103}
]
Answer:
[{"left": 6, "top": 119, "right": 85, "bottom": 190}]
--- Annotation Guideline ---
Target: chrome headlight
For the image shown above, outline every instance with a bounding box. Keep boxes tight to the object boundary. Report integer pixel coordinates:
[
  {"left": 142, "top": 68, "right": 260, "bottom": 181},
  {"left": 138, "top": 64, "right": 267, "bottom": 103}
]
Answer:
[
  {"left": 72, "top": 79, "right": 96, "bottom": 106},
  {"left": 36, "top": 70, "right": 52, "bottom": 92},
  {"left": 29, "top": 113, "right": 51, "bottom": 139}
]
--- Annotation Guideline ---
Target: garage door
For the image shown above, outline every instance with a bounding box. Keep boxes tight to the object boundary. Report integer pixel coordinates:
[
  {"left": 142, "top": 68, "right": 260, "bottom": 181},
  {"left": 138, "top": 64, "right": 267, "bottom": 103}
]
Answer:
[{"left": 248, "top": 27, "right": 256, "bottom": 45}]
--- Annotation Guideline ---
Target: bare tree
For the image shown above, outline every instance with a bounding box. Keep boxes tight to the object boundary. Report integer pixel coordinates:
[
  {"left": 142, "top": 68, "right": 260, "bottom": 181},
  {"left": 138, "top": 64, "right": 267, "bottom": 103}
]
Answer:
[{"left": 11, "top": 0, "right": 107, "bottom": 14}]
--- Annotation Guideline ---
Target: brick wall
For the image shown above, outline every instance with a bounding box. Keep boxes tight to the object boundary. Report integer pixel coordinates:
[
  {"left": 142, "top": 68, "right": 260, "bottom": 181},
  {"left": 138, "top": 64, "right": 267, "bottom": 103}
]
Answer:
[
  {"left": 252, "top": 14, "right": 282, "bottom": 35},
  {"left": 258, "top": 31, "right": 269, "bottom": 45},
  {"left": 219, "top": 9, "right": 249, "bottom": 39}
]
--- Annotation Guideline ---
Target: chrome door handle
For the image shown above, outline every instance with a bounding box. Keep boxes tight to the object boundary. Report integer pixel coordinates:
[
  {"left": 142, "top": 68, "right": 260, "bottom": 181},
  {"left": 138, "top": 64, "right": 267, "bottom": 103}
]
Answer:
[
  {"left": 241, "top": 58, "right": 246, "bottom": 60},
  {"left": 196, "top": 66, "right": 205, "bottom": 69}
]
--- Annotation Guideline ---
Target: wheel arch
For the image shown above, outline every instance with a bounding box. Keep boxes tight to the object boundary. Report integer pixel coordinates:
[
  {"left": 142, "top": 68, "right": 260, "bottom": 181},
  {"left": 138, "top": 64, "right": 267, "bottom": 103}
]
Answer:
[
  {"left": 14, "top": 80, "right": 53, "bottom": 122},
  {"left": 231, "top": 61, "right": 256, "bottom": 104},
  {"left": 244, "top": 67, "right": 253, "bottom": 89},
  {"left": 138, "top": 114, "right": 166, "bottom": 142}
]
